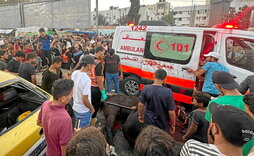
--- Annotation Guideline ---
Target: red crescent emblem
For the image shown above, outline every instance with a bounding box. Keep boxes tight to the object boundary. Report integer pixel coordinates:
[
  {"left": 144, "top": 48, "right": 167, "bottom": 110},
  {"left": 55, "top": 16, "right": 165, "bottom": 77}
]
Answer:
[{"left": 153, "top": 38, "right": 169, "bottom": 54}]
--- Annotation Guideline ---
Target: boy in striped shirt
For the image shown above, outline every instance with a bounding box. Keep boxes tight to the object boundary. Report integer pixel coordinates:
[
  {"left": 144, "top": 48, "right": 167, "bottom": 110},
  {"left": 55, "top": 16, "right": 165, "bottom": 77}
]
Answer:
[{"left": 180, "top": 102, "right": 254, "bottom": 156}]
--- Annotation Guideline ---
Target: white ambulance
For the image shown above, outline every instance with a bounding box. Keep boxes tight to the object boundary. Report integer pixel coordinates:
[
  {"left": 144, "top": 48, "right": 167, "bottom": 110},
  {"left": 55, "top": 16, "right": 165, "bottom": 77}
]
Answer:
[{"left": 112, "top": 25, "right": 254, "bottom": 104}]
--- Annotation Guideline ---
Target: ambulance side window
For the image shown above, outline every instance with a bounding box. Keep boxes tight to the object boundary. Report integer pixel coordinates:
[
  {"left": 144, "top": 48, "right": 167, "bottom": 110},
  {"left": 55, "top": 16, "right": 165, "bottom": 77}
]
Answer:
[
  {"left": 226, "top": 37, "right": 254, "bottom": 72},
  {"left": 144, "top": 32, "right": 196, "bottom": 64}
]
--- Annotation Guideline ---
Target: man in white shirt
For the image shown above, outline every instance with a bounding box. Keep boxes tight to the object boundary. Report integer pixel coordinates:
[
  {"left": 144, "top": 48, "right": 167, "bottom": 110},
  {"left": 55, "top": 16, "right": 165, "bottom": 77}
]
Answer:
[{"left": 71, "top": 55, "right": 96, "bottom": 128}]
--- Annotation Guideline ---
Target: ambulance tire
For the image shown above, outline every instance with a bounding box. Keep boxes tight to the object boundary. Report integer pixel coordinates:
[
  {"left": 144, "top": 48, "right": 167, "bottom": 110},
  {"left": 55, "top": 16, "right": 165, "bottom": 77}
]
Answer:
[{"left": 122, "top": 76, "right": 141, "bottom": 96}]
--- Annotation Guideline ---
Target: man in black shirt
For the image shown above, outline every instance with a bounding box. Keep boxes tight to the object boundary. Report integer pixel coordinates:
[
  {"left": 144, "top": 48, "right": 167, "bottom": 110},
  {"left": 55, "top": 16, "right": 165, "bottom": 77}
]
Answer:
[
  {"left": 0, "top": 50, "right": 8, "bottom": 71},
  {"left": 0, "top": 39, "right": 9, "bottom": 52},
  {"left": 122, "top": 109, "right": 145, "bottom": 146},
  {"left": 52, "top": 41, "right": 61, "bottom": 58},
  {"left": 18, "top": 53, "right": 37, "bottom": 84},
  {"left": 89, "top": 46, "right": 107, "bottom": 126},
  {"left": 138, "top": 69, "right": 176, "bottom": 134},
  {"left": 7, "top": 51, "right": 25, "bottom": 73},
  {"left": 104, "top": 49, "right": 122, "bottom": 94},
  {"left": 41, "top": 57, "right": 63, "bottom": 94}
]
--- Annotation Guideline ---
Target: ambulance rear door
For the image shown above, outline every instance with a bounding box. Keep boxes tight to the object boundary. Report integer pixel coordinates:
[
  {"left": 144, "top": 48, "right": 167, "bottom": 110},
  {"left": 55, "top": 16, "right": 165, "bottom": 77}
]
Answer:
[{"left": 142, "top": 27, "right": 204, "bottom": 104}]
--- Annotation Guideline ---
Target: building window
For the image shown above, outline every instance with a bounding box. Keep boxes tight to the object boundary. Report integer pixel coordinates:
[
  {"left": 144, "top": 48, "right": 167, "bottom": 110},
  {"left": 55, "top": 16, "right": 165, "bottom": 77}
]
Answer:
[
  {"left": 179, "top": 11, "right": 182, "bottom": 14},
  {"left": 178, "top": 18, "right": 182, "bottom": 21}
]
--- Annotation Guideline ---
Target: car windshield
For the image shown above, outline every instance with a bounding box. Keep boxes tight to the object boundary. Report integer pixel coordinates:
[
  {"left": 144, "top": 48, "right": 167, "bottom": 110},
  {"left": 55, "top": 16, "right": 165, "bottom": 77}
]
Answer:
[{"left": 0, "top": 80, "right": 48, "bottom": 135}]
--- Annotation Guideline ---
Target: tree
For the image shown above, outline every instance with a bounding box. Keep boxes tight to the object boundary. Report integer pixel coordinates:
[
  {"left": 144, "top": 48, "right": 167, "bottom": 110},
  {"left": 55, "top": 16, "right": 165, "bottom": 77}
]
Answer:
[
  {"left": 162, "top": 12, "right": 176, "bottom": 26},
  {"left": 124, "top": 0, "right": 140, "bottom": 25},
  {"left": 95, "top": 14, "right": 107, "bottom": 26}
]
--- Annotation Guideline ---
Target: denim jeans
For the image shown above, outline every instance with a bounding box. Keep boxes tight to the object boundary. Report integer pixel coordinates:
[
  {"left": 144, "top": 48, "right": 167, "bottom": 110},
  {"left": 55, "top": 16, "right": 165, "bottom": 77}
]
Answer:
[
  {"left": 73, "top": 110, "right": 91, "bottom": 128},
  {"left": 105, "top": 72, "right": 119, "bottom": 93}
]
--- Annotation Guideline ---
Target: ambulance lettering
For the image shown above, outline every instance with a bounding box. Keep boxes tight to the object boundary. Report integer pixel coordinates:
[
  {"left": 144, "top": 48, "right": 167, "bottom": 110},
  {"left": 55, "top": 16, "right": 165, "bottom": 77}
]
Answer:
[{"left": 120, "top": 45, "right": 144, "bottom": 53}]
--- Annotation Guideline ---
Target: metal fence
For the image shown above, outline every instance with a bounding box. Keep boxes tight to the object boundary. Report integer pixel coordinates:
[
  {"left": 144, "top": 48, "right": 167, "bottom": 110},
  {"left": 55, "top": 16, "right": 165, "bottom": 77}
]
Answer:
[{"left": 0, "top": 0, "right": 91, "bottom": 29}]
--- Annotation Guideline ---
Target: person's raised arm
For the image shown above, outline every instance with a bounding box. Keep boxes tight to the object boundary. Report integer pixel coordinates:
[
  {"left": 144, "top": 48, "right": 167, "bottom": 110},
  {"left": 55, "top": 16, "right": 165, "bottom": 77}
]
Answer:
[
  {"left": 187, "top": 68, "right": 206, "bottom": 77},
  {"left": 138, "top": 102, "right": 145, "bottom": 123},
  {"left": 168, "top": 110, "right": 176, "bottom": 134},
  {"left": 182, "top": 121, "right": 198, "bottom": 140}
]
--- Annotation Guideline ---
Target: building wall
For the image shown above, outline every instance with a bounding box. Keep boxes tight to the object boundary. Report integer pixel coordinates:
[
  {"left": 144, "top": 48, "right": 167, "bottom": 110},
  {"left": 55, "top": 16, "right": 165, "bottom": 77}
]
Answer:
[
  {"left": 0, "top": 0, "right": 91, "bottom": 29},
  {"left": 146, "top": 1, "right": 171, "bottom": 20},
  {"left": 230, "top": 0, "right": 253, "bottom": 12},
  {"left": 91, "top": 6, "right": 147, "bottom": 26},
  {"left": 173, "top": 5, "right": 210, "bottom": 27},
  {"left": 208, "top": 0, "right": 232, "bottom": 27}
]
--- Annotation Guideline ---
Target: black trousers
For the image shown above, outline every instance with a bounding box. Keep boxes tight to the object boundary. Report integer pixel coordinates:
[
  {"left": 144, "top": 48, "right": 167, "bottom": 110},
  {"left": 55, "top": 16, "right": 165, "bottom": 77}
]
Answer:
[
  {"left": 61, "top": 62, "right": 71, "bottom": 70},
  {"left": 91, "top": 86, "right": 102, "bottom": 118},
  {"left": 41, "top": 49, "right": 52, "bottom": 66}
]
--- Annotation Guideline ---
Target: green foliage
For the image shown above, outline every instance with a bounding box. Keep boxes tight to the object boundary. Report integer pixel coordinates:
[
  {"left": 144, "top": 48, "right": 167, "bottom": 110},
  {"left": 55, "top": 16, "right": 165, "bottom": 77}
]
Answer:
[
  {"left": 162, "top": 12, "right": 176, "bottom": 26},
  {"left": 125, "top": 0, "right": 140, "bottom": 25}
]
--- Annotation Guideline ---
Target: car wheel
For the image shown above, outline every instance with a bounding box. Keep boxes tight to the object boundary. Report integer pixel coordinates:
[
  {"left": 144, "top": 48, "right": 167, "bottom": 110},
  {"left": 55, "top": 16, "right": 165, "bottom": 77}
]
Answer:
[{"left": 122, "top": 76, "right": 140, "bottom": 96}]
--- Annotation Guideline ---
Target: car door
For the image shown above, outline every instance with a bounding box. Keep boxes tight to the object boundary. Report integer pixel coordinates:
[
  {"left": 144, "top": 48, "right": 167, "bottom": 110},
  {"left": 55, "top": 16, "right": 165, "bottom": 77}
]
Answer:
[
  {"left": 141, "top": 27, "right": 204, "bottom": 104},
  {"left": 219, "top": 33, "right": 254, "bottom": 84}
]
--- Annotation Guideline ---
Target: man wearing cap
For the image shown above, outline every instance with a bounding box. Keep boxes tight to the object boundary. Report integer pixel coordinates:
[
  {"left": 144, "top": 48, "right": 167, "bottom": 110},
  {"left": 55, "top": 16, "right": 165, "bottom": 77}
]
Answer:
[
  {"left": 187, "top": 52, "right": 229, "bottom": 97},
  {"left": 104, "top": 48, "right": 122, "bottom": 95},
  {"left": 71, "top": 55, "right": 96, "bottom": 128},
  {"left": 205, "top": 71, "right": 245, "bottom": 123},
  {"left": 238, "top": 75, "right": 254, "bottom": 94},
  {"left": 181, "top": 102, "right": 254, "bottom": 156}
]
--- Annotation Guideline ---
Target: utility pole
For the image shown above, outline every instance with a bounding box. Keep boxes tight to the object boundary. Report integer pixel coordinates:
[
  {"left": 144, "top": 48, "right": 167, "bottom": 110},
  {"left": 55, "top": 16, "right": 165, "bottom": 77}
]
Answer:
[
  {"left": 190, "top": 0, "right": 196, "bottom": 27},
  {"left": 18, "top": 0, "right": 23, "bottom": 27},
  {"left": 96, "top": 0, "right": 99, "bottom": 35}
]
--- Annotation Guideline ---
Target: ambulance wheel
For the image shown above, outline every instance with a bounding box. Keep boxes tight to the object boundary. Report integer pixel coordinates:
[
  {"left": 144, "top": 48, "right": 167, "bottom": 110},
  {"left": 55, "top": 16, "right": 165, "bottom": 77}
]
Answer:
[{"left": 122, "top": 76, "right": 140, "bottom": 96}]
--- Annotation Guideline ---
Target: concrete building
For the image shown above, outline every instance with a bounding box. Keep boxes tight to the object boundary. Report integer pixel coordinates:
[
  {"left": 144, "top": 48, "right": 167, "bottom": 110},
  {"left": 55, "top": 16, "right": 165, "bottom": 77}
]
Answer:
[
  {"left": 91, "top": 5, "right": 147, "bottom": 26},
  {"left": 206, "top": 0, "right": 211, "bottom": 4},
  {"left": 146, "top": 0, "right": 171, "bottom": 20},
  {"left": 209, "top": 0, "right": 232, "bottom": 27},
  {"left": 173, "top": 5, "right": 211, "bottom": 27},
  {"left": 230, "top": 0, "right": 253, "bottom": 12}
]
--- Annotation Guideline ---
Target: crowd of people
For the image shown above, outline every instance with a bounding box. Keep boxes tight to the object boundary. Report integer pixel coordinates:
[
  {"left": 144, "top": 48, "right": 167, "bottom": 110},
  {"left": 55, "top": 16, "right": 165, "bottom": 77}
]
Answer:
[{"left": 0, "top": 28, "right": 254, "bottom": 156}]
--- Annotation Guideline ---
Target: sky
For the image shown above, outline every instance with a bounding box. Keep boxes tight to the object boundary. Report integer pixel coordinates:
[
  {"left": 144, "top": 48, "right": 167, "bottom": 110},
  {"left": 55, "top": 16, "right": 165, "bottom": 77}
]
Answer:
[{"left": 91, "top": 0, "right": 207, "bottom": 11}]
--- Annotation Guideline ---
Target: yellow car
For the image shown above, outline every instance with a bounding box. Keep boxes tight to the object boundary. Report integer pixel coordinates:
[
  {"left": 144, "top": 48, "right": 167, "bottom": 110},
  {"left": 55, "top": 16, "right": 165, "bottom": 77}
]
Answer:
[{"left": 0, "top": 71, "right": 51, "bottom": 156}]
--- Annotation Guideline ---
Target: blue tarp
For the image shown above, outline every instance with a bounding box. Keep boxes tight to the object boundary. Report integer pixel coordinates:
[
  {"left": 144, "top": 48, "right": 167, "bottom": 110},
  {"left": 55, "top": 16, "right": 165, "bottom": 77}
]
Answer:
[{"left": 67, "top": 31, "right": 96, "bottom": 36}]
